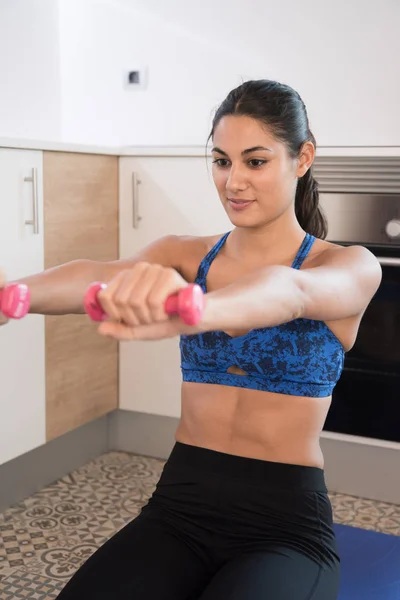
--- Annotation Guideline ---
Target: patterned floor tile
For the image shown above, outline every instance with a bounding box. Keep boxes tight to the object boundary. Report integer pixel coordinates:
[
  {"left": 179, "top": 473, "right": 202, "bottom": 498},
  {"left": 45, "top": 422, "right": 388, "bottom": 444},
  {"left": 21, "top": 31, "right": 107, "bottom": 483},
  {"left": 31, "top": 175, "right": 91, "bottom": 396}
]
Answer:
[
  {"left": 0, "top": 452, "right": 163, "bottom": 597},
  {"left": 0, "top": 569, "right": 63, "bottom": 599},
  {"left": 0, "top": 451, "right": 399, "bottom": 598},
  {"left": 330, "top": 491, "right": 400, "bottom": 535}
]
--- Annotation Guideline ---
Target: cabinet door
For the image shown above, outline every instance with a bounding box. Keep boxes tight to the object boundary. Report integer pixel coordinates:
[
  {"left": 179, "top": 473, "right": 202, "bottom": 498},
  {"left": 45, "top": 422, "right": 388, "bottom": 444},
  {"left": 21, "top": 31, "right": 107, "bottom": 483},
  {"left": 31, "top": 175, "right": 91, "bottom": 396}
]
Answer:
[
  {"left": 0, "top": 148, "right": 45, "bottom": 465},
  {"left": 43, "top": 152, "right": 119, "bottom": 441},
  {"left": 119, "top": 156, "right": 231, "bottom": 418}
]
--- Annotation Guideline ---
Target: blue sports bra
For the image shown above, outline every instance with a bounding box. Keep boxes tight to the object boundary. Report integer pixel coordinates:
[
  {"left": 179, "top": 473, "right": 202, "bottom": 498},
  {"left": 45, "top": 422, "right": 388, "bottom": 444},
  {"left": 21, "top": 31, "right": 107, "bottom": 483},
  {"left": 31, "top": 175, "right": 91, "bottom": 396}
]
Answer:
[{"left": 179, "top": 232, "right": 345, "bottom": 398}]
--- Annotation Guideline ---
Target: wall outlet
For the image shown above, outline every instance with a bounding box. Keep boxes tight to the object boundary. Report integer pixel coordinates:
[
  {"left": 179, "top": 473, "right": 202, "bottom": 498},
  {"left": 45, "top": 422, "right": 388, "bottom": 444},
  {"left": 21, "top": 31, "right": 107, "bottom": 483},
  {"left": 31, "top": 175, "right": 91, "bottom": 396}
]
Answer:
[{"left": 125, "top": 67, "right": 148, "bottom": 90}]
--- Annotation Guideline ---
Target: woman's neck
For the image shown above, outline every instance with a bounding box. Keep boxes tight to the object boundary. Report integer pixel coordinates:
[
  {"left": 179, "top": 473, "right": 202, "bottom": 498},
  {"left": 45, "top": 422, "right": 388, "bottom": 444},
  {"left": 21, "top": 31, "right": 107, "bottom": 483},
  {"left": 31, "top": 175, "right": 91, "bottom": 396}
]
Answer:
[{"left": 227, "top": 217, "right": 306, "bottom": 265}]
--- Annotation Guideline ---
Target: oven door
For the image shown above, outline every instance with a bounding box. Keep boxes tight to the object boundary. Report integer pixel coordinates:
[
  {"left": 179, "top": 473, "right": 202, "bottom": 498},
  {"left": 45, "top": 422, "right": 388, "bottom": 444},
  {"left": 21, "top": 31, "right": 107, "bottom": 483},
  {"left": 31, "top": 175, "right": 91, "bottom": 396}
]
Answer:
[{"left": 324, "top": 249, "right": 400, "bottom": 443}]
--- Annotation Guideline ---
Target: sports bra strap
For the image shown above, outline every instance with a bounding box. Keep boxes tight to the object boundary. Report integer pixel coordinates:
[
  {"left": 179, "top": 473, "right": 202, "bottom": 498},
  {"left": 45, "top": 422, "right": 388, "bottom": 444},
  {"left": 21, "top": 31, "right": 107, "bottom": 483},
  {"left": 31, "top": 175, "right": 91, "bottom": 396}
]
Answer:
[
  {"left": 195, "top": 232, "right": 230, "bottom": 291},
  {"left": 291, "top": 233, "right": 315, "bottom": 270}
]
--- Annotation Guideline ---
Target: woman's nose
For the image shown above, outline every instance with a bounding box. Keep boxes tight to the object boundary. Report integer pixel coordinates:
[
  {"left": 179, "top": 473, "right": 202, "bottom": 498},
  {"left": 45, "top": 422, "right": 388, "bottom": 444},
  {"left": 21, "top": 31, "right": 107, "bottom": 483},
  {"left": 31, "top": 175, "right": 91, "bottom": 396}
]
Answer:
[{"left": 226, "top": 165, "right": 248, "bottom": 193}]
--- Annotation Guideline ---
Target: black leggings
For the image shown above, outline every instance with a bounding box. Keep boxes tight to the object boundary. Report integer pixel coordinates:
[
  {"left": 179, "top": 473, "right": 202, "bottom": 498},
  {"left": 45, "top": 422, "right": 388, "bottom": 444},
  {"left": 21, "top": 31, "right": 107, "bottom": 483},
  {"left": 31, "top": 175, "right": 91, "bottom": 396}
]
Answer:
[{"left": 57, "top": 442, "right": 340, "bottom": 599}]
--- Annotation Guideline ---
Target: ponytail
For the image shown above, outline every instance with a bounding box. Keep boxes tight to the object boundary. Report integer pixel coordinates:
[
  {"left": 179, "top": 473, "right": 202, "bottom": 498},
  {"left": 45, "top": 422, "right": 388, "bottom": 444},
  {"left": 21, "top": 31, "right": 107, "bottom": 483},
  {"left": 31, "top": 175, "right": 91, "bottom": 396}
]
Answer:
[{"left": 295, "top": 169, "right": 327, "bottom": 239}]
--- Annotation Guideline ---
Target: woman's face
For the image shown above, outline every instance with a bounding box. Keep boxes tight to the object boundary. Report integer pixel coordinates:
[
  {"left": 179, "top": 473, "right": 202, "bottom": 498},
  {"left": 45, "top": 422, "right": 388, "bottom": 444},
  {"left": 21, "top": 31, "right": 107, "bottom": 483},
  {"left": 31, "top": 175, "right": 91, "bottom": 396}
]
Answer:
[{"left": 211, "top": 115, "right": 313, "bottom": 229}]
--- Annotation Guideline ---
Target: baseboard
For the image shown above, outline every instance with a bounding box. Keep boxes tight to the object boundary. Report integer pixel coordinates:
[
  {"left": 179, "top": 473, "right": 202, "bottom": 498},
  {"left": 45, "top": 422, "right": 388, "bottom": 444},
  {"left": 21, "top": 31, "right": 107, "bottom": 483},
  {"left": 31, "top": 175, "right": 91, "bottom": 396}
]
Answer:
[
  {"left": 108, "top": 409, "right": 177, "bottom": 460},
  {"left": 0, "top": 415, "right": 109, "bottom": 513},
  {"left": 320, "top": 432, "right": 400, "bottom": 504}
]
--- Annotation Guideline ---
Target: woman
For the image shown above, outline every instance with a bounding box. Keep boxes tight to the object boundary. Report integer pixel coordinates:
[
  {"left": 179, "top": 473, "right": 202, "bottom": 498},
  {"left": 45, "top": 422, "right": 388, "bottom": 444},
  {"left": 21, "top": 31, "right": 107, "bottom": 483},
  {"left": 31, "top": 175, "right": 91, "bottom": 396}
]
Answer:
[{"left": 2, "top": 80, "right": 381, "bottom": 599}]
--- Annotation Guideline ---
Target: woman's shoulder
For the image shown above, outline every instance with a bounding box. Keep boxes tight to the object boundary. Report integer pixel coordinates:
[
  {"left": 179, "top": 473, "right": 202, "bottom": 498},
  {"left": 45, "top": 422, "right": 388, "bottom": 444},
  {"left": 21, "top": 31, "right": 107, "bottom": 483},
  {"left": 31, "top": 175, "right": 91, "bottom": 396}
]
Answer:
[
  {"left": 169, "top": 233, "right": 228, "bottom": 280},
  {"left": 116, "top": 233, "right": 227, "bottom": 275},
  {"left": 303, "top": 238, "right": 341, "bottom": 266},
  {"left": 175, "top": 233, "right": 226, "bottom": 251},
  {"left": 304, "top": 237, "right": 381, "bottom": 273}
]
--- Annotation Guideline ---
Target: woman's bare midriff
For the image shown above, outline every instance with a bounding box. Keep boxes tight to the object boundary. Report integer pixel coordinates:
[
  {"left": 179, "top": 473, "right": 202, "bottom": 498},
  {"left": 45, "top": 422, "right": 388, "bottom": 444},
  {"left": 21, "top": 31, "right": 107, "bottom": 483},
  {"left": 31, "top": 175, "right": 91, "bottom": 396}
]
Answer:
[{"left": 175, "top": 381, "right": 332, "bottom": 468}]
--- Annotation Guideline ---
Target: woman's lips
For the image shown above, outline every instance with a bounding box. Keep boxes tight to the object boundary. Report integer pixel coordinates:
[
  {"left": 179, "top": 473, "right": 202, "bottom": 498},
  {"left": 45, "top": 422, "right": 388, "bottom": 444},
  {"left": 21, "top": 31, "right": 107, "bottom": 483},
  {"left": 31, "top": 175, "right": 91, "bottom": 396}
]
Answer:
[{"left": 227, "top": 198, "right": 255, "bottom": 211}]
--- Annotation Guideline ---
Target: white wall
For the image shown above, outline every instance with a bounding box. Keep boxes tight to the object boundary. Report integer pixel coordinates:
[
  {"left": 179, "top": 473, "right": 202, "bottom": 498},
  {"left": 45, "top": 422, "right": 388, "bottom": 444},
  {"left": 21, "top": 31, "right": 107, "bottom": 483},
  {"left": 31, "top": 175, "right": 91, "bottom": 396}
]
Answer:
[
  {"left": 0, "top": 0, "right": 61, "bottom": 140},
  {"left": 58, "top": 0, "right": 400, "bottom": 147},
  {"left": 58, "top": 0, "right": 255, "bottom": 146},
  {"left": 0, "top": 0, "right": 398, "bottom": 147}
]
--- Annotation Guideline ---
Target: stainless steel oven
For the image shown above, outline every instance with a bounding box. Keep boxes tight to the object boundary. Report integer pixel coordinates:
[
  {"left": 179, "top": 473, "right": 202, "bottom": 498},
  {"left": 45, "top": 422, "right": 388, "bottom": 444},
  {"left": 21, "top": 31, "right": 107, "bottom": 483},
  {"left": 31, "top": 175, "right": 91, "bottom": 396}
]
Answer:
[{"left": 314, "top": 157, "right": 400, "bottom": 443}]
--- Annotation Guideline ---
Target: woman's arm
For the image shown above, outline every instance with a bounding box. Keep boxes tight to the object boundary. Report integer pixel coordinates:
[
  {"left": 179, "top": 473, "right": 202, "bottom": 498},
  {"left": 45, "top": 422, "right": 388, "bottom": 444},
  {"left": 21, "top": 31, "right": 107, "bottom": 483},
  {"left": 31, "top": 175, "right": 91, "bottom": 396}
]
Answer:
[
  {"left": 96, "top": 244, "right": 382, "bottom": 342},
  {"left": 200, "top": 245, "right": 382, "bottom": 331},
  {"left": 5, "top": 235, "right": 181, "bottom": 316}
]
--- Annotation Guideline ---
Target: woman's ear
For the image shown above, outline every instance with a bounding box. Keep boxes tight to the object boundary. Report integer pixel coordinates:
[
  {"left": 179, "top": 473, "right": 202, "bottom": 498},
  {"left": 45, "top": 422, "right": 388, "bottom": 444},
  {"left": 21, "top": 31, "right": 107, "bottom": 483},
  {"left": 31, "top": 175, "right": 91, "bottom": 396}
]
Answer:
[{"left": 296, "top": 141, "right": 315, "bottom": 177}]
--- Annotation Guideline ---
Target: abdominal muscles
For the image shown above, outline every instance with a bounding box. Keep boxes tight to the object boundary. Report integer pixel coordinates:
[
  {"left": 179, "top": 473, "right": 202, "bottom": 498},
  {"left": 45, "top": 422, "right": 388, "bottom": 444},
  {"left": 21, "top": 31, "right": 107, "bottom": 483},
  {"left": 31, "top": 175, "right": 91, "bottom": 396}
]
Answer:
[{"left": 176, "top": 381, "right": 332, "bottom": 468}]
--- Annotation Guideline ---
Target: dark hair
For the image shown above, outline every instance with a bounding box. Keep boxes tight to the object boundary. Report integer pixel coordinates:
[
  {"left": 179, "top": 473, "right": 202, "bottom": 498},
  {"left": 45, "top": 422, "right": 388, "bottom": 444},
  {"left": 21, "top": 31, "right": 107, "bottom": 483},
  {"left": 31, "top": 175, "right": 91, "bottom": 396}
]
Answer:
[{"left": 208, "top": 80, "right": 327, "bottom": 239}]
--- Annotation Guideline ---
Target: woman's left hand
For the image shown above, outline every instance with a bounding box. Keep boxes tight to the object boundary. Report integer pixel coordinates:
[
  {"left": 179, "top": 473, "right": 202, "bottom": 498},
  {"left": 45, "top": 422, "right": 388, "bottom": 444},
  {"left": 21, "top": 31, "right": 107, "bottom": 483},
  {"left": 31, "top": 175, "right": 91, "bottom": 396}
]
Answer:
[{"left": 96, "top": 262, "right": 198, "bottom": 341}]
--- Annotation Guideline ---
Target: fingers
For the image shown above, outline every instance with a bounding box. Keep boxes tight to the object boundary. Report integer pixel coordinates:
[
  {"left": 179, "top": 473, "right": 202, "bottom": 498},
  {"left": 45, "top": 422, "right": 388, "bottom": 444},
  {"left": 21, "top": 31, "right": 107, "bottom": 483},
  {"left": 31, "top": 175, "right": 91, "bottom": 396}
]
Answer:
[
  {"left": 118, "top": 263, "right": 165, "bottom": 325},
  {"left": 146, "top": 268, "right": 182, "bottom": 322},
  {"left": 96, "top": 262, "right": 188, "bottom": 327},
  {"left": 98, "top": 317, "right": 183, "bottom": 341},
  {"left": 99, "top": 266, "right": 146, "bottom": 325}
]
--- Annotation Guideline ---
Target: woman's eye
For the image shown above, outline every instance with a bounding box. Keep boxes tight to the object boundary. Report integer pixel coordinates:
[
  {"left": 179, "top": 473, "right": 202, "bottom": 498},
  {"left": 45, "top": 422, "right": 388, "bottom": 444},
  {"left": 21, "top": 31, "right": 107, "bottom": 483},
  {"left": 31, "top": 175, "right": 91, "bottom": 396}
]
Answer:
[
  {"left": 248, "top": 159, "right": 266, "bottom": 168},
  {"left": 212, "top": 158, "right": 230, "bottom": 168},
  {"left": 212, "top": 158, "right": 266, "bottom": 168}
]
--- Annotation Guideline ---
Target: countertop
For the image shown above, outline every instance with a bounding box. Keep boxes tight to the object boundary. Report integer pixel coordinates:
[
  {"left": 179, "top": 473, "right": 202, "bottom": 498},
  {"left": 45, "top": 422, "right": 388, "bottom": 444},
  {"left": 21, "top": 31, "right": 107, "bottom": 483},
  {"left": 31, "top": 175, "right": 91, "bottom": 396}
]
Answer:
[{"left": 1, "top": 137, "right": 400, "bottom": 157}]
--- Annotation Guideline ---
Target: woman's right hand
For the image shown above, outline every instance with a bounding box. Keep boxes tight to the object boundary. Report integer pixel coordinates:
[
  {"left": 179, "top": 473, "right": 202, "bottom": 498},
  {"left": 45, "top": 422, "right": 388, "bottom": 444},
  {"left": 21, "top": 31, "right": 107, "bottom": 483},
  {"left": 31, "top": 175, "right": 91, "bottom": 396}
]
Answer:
[{"left": 0, "top": 270, "right": 9, "bottom": 326}]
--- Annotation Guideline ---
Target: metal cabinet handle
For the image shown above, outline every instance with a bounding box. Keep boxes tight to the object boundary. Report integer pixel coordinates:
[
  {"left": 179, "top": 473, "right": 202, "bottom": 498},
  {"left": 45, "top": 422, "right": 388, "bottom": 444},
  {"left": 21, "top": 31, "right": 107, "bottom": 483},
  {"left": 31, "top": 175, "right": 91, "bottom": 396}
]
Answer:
[
  {"left": 24, "top": 168, "right": 39, "bottom": 234},
  {"left": 132, "top": 172, "right": 142, "bottom": 229},
  {"left": 377, "top": 257, "right": 400, "bottom": 267}
]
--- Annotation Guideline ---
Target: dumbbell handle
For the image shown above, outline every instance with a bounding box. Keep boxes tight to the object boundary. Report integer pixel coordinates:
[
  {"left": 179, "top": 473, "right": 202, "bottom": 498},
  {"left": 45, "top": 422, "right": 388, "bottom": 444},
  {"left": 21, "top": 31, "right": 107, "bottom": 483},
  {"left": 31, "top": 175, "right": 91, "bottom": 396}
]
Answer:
[
  {"left": 0, "top": 283, "right": 31, "bottom": 319},
  {"left": 83, "top": 282, "right": 205, "bottom": 326}
]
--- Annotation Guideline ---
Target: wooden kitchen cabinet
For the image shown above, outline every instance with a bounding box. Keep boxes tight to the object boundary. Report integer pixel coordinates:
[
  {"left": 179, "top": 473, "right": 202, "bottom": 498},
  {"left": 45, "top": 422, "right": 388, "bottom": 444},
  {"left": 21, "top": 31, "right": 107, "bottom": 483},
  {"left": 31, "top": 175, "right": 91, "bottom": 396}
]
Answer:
[
  {"left": 43, "top": 152, "right": 119, "bottom": 440},
  {"left": 118, "top": 156, "right": 231, "bottom": 418},
  {"left": 0, "top": 148, "right": 46, "bottom": 465}
]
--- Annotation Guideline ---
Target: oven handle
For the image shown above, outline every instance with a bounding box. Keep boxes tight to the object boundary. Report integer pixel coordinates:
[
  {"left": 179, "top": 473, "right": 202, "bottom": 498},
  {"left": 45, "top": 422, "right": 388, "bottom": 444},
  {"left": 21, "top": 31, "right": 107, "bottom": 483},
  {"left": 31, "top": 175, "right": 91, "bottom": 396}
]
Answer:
[{"left": 377, "top": 257, "right": 400, "bottom": 267}]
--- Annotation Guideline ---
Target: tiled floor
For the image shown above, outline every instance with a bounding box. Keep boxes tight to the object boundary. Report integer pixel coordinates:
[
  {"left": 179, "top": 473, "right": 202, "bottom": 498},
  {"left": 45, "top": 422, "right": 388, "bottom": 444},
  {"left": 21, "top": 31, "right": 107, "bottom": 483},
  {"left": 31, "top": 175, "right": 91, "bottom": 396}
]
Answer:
[{"left": 0, "top": 451, "right": 399, "bottom": 599}]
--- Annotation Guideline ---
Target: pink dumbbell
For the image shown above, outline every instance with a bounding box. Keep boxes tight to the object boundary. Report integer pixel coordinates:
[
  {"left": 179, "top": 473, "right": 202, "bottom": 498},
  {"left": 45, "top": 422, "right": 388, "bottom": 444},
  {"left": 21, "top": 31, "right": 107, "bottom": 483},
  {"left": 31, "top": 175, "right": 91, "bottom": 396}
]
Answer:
[
  {"left": 0, "top": 283, "right": 31, "bottom": 319},
  {"left": 84, "top": 282, "right": 205, "bottom": 326}
]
